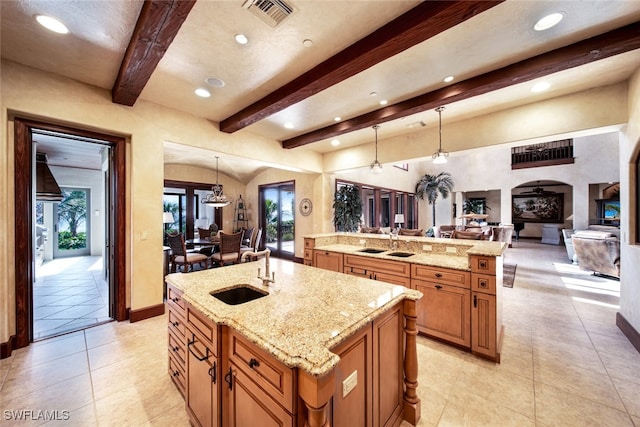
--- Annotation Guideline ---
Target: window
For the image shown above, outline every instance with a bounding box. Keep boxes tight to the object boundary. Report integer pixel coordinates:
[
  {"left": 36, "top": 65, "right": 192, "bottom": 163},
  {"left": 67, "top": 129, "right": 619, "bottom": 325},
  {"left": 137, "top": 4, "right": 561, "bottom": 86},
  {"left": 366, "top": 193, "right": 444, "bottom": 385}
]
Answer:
[{"left": 163, "top": 180, "right": 222, "bottom": 240}]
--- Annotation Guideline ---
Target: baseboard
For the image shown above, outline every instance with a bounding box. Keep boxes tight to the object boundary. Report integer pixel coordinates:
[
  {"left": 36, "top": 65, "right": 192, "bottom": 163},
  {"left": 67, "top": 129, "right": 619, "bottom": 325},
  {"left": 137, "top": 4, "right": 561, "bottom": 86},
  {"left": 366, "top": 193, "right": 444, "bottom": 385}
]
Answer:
[
  {"left": 617, "top": 312, "right": 640, "bottom": 354},
  {"left": 130, "top": 303, "right": 165, "bottom": 323},
  {"left": 293, "top": 256, "right": 304, "bottom": 264},
  {"left": 0, "top": 335, "right": 16, "bottom": 359}
]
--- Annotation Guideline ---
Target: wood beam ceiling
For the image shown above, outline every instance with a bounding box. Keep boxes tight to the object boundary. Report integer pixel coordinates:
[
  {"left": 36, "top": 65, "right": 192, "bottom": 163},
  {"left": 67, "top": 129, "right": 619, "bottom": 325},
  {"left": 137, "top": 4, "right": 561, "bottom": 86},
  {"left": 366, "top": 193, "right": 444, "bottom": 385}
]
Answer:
[
  {"left": 282, "top": 21, "right": 640, "bottom": 149},
  {"left": 112, "top": 0, "right": 196, "bottom": 106},
  {"left": 219, "top": 0, "right": 503, "bottom": 134}
]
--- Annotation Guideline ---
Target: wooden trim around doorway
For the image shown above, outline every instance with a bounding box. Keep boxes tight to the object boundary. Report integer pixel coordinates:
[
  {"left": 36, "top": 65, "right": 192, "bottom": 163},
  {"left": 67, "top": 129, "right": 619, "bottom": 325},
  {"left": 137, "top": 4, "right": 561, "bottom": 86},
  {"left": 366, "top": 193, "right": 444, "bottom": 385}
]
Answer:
[{"left": 130, "top": 303, "right": 166, "bottom": 323}]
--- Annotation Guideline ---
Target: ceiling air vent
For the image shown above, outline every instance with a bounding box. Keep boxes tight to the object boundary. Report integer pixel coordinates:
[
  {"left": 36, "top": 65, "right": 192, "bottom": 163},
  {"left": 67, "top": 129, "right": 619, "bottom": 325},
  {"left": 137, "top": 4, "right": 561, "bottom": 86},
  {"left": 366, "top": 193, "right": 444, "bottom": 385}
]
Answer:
[{"left": 242, "top": 0, "right": 295, "bottom": 27}]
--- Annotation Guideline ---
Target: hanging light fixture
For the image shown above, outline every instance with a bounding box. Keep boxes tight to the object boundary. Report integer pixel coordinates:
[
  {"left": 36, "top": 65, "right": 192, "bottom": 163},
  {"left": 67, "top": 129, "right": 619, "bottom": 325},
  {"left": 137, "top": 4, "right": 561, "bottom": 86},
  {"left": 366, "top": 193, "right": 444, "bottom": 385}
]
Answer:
[
  {"left": 201, "top": 156, "right": 233, "bottom": 207},
  {"left": 370, "top": 125, "right": 382, "bottom": 174},
  {"left": 432, "top": 106, "right": 449, "bottom": 164}
]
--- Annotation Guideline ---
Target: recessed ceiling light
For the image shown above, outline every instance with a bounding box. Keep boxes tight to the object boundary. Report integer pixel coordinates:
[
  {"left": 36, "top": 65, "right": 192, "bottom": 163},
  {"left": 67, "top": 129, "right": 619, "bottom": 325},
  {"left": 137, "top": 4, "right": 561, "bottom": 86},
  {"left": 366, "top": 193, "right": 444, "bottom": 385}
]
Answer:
[
  {"left": 234, "top": 34, "right": 248, "bottom": 45},
  {"left": 284, "top": 122, "right": 295, "bottom": 129},
  {"left": 195, "top": 88, "right": 211, "bottom": 98},
  {"left": 205, "top": 77, "right": 225, "bottom": 87},
  {"left": 331, "top": 139, "right": 340, "bottom": 146},
  {"left": 334, "top": 116, "right": 341, "bottom": 122},
  {"left": 302, "top": 39, "right": 313, "bottom": 47},
  {"left": 531, "top": 81, "right": 551, "bottom": 93},
  {"left": 35, "top": 15, "right": 69, "bottom": 34},
  {"left": 379, "top": 100, "right": 388, "bottom": 106},
  {"left": 443, "top": 75, "right": 454, "bottom": 83},
  {"left": 370, "top": 92, "right": 377, "bottom": 97},
  {"left": 534, "top": 12, "right": 564, "bottom": 31}
]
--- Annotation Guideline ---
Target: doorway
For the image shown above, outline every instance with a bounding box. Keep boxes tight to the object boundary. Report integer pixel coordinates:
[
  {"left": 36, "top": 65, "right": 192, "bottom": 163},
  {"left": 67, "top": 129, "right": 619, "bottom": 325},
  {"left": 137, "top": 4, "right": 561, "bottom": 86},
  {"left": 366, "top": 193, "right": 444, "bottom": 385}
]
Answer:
[
  {"left": 13, "top": 117, "right": 126, "bottom": 350},
  {"left": 259, "top": 182, "right": 295, "bottom": 259}
]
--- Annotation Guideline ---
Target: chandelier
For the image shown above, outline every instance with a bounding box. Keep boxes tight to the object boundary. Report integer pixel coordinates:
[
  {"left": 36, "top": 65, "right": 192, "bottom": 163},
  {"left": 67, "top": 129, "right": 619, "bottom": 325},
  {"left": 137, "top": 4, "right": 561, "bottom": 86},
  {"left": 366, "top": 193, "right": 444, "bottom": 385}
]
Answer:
[
  {"left": 432, "top": 106, "right": 449, "bottom": 164},
  {"left": 370, "top": 125, "right": 382, "bottom": 174},
  {"left": 201, "top": 156, "right": 233, "bottom": 207}
]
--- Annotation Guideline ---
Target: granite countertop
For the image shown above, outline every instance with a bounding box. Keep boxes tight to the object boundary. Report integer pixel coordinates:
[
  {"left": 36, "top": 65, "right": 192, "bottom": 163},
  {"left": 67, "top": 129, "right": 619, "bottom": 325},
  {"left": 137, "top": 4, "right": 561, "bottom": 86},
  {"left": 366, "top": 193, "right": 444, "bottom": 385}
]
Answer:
[
  {"left": 310, "top": 233, "right": 506, "bottom": 271},
  {"left": 166, "top": 259, "right": 421, "bottom": 377}
]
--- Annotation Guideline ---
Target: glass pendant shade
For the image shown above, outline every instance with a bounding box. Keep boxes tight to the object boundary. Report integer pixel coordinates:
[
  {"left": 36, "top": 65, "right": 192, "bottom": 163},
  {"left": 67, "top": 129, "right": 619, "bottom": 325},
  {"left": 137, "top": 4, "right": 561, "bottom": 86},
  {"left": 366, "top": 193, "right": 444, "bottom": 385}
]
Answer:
[
  {"left": 432, "top": 106, "right": 449, "bottom": 164},
  {"left": 202, "top": 157, "right": 233, "bottom": 207},
  {"left": 370, "top": 125, "right": 382, "bottom": 173}
]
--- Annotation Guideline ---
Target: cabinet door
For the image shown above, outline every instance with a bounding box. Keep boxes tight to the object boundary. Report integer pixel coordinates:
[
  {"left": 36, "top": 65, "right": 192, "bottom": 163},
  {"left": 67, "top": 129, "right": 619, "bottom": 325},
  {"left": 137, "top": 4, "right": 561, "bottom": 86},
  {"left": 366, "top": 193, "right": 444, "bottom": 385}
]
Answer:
[
  {"left": 471, "top": 292, "right": 497, "bottom": 359},
  {"left": 313, "top": 250, "right": 343, "bottom": 272},
  {"left": 187, "top": 334, "right": 219, "bottom": 427},
  {"left": 224, "top": 363, "right": 294, "bottom": 427},
  {"left": 413, "top": 280, "right": 470, "bottom": 347},
  {"left": 372, "top": 271, "right": 411, "bottom": 288}
]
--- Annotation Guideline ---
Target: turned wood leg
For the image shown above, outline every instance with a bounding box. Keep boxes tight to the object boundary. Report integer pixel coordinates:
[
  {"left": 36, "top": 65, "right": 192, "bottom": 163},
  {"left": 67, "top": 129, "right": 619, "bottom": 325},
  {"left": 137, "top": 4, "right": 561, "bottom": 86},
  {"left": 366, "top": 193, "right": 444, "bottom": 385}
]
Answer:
[
  {"left": 298, "top": 370, "right": 334, "bottom": 427},
  {"left": 403, "top": 299, "right": 421, "bottom": 425},
  {"left": 304, "top": 403, "right": 330, "bottom": 427}
]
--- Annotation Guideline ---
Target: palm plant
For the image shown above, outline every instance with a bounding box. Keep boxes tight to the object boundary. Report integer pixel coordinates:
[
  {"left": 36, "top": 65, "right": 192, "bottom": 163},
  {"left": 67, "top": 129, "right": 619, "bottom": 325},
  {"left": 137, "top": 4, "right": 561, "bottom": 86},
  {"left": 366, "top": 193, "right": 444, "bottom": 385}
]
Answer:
[
  {"left": 415, "top": 172, "right": 455, "bottom": 226},
  {"left": 333, "top": 184, "right": 362, "bottom": 232}
]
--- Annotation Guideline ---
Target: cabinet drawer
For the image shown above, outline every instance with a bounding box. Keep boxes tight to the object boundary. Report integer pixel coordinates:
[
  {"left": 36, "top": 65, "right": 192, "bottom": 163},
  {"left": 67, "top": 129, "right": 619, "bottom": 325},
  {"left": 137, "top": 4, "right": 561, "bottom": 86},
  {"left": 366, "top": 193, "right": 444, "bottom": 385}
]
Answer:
[
  {"left": 187, "top": 304, "right": 217, "bottom": 349},
  {"left": 227, "top": 331, "right": 295, "bottom": 412},
  {"left": 471, "top": 273, "right": 496, "bottom": 295},
  {"left": 344, "top": 254, "right": 410, "bottom": 278},
  {"left": 168, "top": 309, "right": 186, "bottom": 339},
  {"left": 168, "top": 328, "right": 186, "bottom": 365},
  {"left": 470, "top": 256, "right": 496, "bottom": 275},
  {"left": 169, "top": 353, "right": 186, "bottom": 395},
  {"left": 304, "top": 248, "right": 313, "bottom": 260},
  {"left": 304, "top": 238, "right": 315, "bottom": 249},
  {"left": 411, "top": 265, "right": 470, "bottom": 288},
  {"left": 167, "top": 285, "right": 185, "bottom": 311}
]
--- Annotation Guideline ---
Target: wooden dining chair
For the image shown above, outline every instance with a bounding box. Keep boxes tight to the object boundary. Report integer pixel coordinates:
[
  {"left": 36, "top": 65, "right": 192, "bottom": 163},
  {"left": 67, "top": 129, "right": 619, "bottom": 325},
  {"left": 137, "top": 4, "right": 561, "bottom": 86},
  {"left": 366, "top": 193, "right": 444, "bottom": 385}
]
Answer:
[
  {"left": 240, "top": 227, "right": 262, "bottom": 261},
  {"left": 210, "top": 231, "right": 243, "bottom": 267},
  {"left": 166, "top": 232, "right": 210, "bottom": 272}
]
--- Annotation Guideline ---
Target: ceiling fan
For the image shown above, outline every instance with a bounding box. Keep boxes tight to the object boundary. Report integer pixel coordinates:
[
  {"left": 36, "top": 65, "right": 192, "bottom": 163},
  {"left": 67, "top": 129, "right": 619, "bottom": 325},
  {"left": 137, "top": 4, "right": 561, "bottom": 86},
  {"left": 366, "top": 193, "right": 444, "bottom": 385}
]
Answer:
[{"left": 520, "top": 181, "right": 555, "bottom": 195}]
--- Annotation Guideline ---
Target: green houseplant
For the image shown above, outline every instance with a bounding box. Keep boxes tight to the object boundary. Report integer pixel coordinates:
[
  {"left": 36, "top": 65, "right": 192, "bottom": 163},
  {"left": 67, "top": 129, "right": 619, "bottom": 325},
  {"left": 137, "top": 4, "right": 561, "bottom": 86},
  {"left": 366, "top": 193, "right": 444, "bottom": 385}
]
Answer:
[
  {"left": 415, "top": 171, "right": 455, "bottom": 227},
  {"left": 333, "top": 184, "right": 362, "bottom": 232}
]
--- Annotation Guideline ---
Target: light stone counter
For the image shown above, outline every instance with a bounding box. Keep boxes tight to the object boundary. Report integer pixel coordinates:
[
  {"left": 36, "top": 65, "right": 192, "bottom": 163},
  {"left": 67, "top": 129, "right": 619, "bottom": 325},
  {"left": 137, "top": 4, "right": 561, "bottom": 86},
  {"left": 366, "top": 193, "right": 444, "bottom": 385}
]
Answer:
[
  {"left": 165, "top": 258, "right": 421, "bottom": 377},
  {"left": 310, "top": 233, "right": 506, "bottom": 272}
]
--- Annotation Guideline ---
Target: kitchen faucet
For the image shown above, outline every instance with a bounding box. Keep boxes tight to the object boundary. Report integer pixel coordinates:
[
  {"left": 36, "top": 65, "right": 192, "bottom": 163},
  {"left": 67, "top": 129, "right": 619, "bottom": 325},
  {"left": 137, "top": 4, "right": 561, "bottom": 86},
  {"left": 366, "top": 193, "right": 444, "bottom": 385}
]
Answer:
[
  {"left": 389, "top": 231, "right": 399, "bottom": 250},
  {"left": 240, "top": 248, "right": 274, "bottom": 286}
]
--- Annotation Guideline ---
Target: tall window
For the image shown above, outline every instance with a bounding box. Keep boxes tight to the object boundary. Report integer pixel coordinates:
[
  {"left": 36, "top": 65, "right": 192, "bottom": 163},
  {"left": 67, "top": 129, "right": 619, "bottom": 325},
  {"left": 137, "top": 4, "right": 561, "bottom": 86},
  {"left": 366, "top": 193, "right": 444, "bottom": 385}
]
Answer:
[{"left": 163, "top": 180, "right": 222, "bottom": 240}]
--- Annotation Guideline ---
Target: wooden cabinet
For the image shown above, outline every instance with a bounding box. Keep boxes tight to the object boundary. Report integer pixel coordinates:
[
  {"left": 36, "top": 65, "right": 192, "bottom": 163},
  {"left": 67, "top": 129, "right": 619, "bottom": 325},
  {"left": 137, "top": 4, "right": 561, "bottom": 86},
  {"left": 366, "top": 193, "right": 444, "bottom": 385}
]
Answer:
[
  {"left": 186, "top": 303, "right": 220, "bottom": 427},
  {"left": 411, "top": 265, "right": 471, "bottom": 348},
  {"left": 343, "top": 254, "right": 411, "bottom": 287},
  {"left": 470, "top": 255, "right": 502, "bottom": 362},
  {"left": 167, "top": 284, "right": 187, "bottom": 396},
  {"left": 313, "top": 250, "right": 343, "bottom": 272},
  {"left": 303, "top": 238, "right": 314, "bottom": 266}
]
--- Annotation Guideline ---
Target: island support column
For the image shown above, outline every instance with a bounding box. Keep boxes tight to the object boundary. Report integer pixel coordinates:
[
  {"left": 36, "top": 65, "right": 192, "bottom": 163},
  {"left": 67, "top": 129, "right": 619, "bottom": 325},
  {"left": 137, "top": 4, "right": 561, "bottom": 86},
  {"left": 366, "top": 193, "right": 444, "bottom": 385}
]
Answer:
[
  {"left": 299, "top": 370, "right": 336, "bottom": 427},
  {"left": 403, "top": 299, "right": 421, "bottom": 424}
]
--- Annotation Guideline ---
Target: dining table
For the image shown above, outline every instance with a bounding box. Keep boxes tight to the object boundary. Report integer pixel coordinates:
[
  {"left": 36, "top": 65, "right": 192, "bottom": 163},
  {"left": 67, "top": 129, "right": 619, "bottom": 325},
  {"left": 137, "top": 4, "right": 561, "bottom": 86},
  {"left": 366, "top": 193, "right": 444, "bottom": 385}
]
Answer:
[{"left": 186, "top": 237, "right": 220, "bottom": 247}]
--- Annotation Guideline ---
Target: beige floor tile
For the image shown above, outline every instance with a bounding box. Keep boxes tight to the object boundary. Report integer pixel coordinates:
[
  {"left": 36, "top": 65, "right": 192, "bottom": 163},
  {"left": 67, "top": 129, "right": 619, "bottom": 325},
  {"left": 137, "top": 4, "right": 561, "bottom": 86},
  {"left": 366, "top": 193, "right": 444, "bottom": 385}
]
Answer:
[
  {"left": 532, "top": 336, "right": 607, "bottom": 375},
  {"left": 589, "top": 330, "right": 640, "bottom": 358},
  {"left": 534, "top": 381, "right": 633, "bottom": 427},
  {"left": 9, "top": 332, "right": 86, "bottom": 371},
  {"left": 146, "top": 402, "right": 191, "bottom": 426},
  {"left": 40, "top": 403, "right": 98, "bottom": 427},
  {"left": 600, "top": 350, "right": 640, "bottom": 385},
  {"left": 612, "top": 377, "right": 640, "bottom": 417},
  {"left": 632, "top": 415, "right": 640, "bottom": 427}
]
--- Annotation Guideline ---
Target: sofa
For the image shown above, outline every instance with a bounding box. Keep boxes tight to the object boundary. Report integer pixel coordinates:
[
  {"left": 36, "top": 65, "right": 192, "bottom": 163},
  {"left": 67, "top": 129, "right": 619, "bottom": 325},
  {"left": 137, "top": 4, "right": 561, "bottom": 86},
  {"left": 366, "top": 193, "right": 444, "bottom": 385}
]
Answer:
[{"left": 571, "top": 230, "right": 620, "bottom": 278}]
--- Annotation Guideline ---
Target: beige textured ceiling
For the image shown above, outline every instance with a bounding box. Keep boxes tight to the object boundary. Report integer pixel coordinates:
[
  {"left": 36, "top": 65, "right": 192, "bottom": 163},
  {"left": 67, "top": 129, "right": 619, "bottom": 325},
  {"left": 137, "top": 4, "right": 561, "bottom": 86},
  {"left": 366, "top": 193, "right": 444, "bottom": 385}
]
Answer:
[{"left": 2, "top": 0, "right": 640, "bottom": 178}]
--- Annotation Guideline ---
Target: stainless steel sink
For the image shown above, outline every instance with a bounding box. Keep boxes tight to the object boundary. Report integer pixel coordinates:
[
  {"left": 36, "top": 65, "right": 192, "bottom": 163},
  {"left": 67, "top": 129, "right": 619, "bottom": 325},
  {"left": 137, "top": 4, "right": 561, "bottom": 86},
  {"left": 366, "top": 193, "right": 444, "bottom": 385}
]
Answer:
[
  {"left": 386, "top": 251, "right": 415, "bottom": 258},
  {"left": 358, "top": 248, "right": 386, "bottom": 254},
  {"left": 210, "top": 285, "right": 268, "bottom": 305}
]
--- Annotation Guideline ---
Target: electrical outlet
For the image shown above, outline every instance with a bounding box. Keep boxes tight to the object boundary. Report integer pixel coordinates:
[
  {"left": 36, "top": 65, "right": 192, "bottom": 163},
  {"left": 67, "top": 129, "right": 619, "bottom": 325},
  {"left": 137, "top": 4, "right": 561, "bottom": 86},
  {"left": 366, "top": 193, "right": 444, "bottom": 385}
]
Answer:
[
  {"left": 446, "top": 246, "right": 457, "bottom": 253},
  {"left": 422, "top": 244, "right": 432, "bottom": 251},
  {"left": 342, "top": 370, "right": 358, "bottom": 398}
]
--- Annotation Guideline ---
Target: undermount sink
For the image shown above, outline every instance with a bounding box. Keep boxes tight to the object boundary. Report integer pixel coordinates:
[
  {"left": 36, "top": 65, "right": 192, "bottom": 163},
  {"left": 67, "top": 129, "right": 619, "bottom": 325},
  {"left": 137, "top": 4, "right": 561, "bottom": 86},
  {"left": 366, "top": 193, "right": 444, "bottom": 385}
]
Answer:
[
  {"left": 358, "top": 248, "right": 386, "bottom": 254},
  {"left": 386, "top": 252, "right": 415, "bottom": 258},
  {"left": 211, "top": 285, "right": 268, "bottom": 305}
]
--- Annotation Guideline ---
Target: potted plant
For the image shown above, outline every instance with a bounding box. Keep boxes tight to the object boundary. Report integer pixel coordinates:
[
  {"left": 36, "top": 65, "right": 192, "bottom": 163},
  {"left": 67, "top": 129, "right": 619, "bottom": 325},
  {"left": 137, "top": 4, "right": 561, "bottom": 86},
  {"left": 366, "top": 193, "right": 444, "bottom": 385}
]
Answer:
[{"left": 333, "top": 184, "right": 362, "bottom": 232}]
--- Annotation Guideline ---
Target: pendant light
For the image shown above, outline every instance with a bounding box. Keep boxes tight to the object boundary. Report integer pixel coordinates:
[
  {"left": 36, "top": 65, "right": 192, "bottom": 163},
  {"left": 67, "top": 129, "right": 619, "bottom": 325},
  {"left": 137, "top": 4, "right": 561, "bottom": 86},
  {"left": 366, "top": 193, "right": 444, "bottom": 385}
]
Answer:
[
  {"left": 370, "top": 125, "right": 382, "bottom": 174},
  {"left": 432, "top": 106, "right": 449, "bottom": 164},
  {"left": 202, "top": 156, "right": 233, "bottom": 207}
]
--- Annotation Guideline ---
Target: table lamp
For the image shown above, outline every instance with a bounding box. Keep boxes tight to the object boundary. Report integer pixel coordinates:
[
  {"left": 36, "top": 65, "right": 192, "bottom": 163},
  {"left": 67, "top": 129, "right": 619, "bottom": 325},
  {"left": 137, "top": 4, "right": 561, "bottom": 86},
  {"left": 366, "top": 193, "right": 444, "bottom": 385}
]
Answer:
[
  {"left": 394, "top": 213, "right": 405, "bottom": 232},
  {"left": 163, "top": 212, "right": 174, "bottom": 240}
]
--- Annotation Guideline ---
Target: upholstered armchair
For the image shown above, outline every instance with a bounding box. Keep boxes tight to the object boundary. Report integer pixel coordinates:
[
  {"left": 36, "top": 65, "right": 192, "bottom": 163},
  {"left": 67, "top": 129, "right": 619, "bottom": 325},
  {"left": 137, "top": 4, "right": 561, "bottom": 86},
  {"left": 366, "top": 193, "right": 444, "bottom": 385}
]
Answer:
[{"left": 572, "top": 230, "right": 620, "bottom": 278}]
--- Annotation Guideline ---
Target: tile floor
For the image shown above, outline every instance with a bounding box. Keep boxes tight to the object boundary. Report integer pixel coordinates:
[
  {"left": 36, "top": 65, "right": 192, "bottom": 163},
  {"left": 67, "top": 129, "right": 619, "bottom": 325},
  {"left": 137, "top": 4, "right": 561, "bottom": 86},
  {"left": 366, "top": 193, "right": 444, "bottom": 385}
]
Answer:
[
  {"left": 1, "top": 241, "right": 638, "bottom": 426},
  {"left": 33, "top": 256, "right": 111, "bottom": 340}
]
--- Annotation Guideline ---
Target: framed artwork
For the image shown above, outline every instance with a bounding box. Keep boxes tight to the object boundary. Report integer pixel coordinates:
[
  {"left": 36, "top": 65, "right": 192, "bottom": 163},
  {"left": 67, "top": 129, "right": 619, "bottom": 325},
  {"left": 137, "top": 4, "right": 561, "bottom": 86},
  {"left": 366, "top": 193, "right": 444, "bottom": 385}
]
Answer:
[{"left": 512, "top": 193, "right": 563, "bottom": 223}]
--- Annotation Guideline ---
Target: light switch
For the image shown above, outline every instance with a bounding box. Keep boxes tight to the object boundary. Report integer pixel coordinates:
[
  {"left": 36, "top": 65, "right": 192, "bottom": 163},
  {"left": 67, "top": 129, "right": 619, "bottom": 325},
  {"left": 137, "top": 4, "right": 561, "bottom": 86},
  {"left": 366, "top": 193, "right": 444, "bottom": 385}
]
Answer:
[{"left": 342, "top": 370, "right": 358, "bottom": 398}]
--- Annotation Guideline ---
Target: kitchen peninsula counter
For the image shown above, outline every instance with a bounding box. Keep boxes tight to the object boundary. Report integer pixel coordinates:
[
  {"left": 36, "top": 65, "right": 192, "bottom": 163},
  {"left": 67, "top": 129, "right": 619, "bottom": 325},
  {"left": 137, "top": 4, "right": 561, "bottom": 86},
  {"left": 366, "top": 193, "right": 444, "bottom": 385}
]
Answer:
[{"left": 166, "top": 258, "right": 422, "bottom": 426}]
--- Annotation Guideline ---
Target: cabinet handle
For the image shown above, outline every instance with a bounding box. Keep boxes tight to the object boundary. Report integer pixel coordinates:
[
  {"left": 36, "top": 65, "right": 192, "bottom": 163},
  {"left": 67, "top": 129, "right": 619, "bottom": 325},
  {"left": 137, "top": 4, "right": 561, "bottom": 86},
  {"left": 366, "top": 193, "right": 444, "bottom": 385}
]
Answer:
[
  {"left": 479, "top": 279, "right": 488, "bottom": 288},
  {"left": 187, "top": 334, "right": 210, "bottom": 362},
  {"left": 171, "top": 321, "right": 179, "bottom": 327},
  {"left": 224, "top": 367, "right": 233, "bottom": 390},
  {"left": 209, "top": 361, "right": 217, "bottom": 384},
  {"left": 434, "top": 285, "right": 442, "bottom": 290},
  {"left": 172, "top": 346, "right": 179, "bottom": 352},
  {"left": 249, "top": 358, "right": 260, "bottom": 369},
  {"left": 435, "top": 273, "right": 442, "bottom": 278},
  {"left": 474, "top": 295, "right": 477, "bottom": 308},
  {"left": 173, "top": 370, "right": 180, "bottom": 377},
  {"left": 172, "top": 297, "right": 180, "bottom": 303}
]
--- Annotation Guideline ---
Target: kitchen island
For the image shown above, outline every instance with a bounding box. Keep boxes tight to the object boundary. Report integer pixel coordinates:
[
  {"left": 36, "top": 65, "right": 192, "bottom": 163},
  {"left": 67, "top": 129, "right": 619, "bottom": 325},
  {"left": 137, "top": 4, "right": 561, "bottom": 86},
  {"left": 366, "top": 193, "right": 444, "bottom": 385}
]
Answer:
[
  {"left": 166, "top": 258, "right": 422, "bottom": 427},
  {"left": 304, "top": 233, "right": 507, "bottom": 362}
]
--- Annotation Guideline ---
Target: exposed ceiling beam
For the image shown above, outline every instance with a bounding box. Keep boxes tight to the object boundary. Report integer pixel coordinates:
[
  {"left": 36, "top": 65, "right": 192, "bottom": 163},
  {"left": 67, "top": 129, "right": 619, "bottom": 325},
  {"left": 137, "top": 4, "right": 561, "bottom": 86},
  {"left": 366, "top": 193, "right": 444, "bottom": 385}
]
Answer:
[
  {"left": 283, "top": 21, "right": 640, "bottom": 149},
  {"left": 219, "top": 0, "right": 503, "bottom": 134},
  {"left": 112, "top": 0, "right": 196, "bottom": 106}
]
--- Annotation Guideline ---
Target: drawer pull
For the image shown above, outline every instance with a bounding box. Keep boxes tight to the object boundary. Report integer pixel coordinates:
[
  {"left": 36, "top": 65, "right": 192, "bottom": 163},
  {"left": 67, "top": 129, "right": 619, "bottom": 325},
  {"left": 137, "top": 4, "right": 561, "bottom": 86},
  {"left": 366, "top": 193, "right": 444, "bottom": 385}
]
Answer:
[
  {"left": 249, "top": 358, "right": 260, "bottom": 369},
  {"left": 434, "top": 273, "right": 442, "bottom": 278},
  {"left": 435, "top": 285, "right": 442, "bottom": 290},
  {"left": 173, "top": 370, "right": 180, "bottom": 377},
  {"left": 187, "top": 334, "right": 210, "bottom": 362},
  {"left": 172, "top": 346, "right": 179, "bottom": 352},
  {"left": 479, "top": 279, "right": 488, "bottom": 288},
  {"left": 172, "top": 297, "right": 180, "bottom": 303},
  {"left": 209, "top": 361, "right": 217, "bottom": 384},
  {"left": 474, "top": 295, "right": 477, "bottom": 308},
  {"left": 224, "top": 367, "right": 234, "bottom": 390},
  {"left": 171, "top": 321, "right": 179, "bottom": 327}
]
